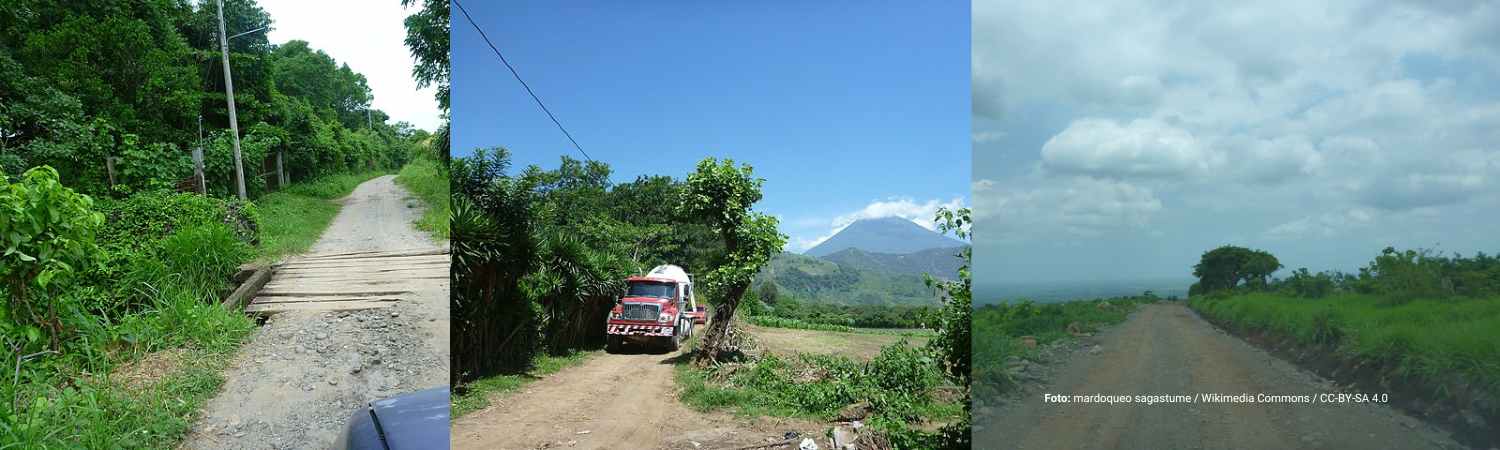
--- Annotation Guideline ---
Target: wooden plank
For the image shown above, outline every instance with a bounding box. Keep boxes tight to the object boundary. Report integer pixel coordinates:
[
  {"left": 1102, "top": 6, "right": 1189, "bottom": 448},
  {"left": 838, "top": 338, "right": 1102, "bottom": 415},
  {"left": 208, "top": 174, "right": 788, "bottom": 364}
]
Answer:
[
  {"left": 262, "top": 278, "right": 437, "bottom": 287},
  {"left": 273, "top": 267, "right": 444, "bottom": 277},
  {"left": 266, "top": 274, "right": 448, "bottom": 282},
  {"left": 222, "top": 267, "right": 273, "bottom": 311},
  {"left": 276, "top": 261, "right": 448, "bottom": 271},
  {"left": 257, "top": 290, "right": 412, "bottom": 298},
  {"left": 245, "top": 299, "right": 396, "bottom": 313},
  {"left": 280, "top": 256, "right": 448, "bottom": 267},
  {"left": 251, "top": 295, "right": 404, "bottom": 304}
]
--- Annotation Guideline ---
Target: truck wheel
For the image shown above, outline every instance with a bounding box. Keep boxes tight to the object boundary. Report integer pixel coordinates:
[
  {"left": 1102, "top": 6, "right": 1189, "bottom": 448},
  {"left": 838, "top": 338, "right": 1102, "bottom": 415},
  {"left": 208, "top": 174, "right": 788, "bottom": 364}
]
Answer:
[
  {"left": 606, "top": 335, "right": 622, "bottom": 353},
  {"left": 665, "top": 328, "right": 682, "bottom": 353}
]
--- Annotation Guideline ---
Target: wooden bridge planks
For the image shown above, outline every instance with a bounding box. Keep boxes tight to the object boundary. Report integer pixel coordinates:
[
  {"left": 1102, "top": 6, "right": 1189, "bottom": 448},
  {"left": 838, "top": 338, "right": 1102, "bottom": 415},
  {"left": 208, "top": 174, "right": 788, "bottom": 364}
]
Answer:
[{"left": 245, "top": 248, "right": 448, "bottom": 314}]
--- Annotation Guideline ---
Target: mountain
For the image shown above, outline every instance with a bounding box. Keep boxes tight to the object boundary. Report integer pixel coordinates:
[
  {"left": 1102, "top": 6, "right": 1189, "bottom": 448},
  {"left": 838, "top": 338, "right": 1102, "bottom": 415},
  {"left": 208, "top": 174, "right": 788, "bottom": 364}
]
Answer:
[
  {"left": 754, "top": 252, "right": 941, "bottom": 306},
  {"left": 821, "top": 246, "right": 966, "bottom": 279},
  {"left": 804, "top": 217, "right": 965, "bottom": 257}
]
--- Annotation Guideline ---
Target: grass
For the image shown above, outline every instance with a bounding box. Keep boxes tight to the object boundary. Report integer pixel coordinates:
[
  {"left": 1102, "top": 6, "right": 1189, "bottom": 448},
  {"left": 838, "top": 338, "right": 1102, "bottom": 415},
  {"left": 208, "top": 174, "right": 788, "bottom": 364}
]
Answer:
[
  {"left": 253, "top": 170, "right": 387, "bottom": 261},
  {"left": 973, "top": 297, "right": 1153, "bottom": 398},
  {"left": 394, "top": 158, "right": 449, "bottom": 240},
  {"left": 451, "top": 350, "right": 598, "bottom": 418},
  {"left": 1191, "top": 292, "right": 1500, "bottom": 412},
  {"left": 676, "top": 340, "right": 962, "bottom": 446},
  {"left": 748, "top": 315, "right": 854, "bottom": 333},
  {"left": 3, "top": 280, "right": 255, "bottom": 448}
]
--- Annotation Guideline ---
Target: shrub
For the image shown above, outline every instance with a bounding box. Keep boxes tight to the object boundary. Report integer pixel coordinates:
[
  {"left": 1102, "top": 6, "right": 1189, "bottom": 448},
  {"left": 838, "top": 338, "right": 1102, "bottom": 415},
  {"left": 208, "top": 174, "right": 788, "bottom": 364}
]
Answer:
[
  {"left": 0, "top": 166, "right": 104, "bottom": 350},
  {"left": 93, "top": 191, "right": 258, "bottom": 253}
]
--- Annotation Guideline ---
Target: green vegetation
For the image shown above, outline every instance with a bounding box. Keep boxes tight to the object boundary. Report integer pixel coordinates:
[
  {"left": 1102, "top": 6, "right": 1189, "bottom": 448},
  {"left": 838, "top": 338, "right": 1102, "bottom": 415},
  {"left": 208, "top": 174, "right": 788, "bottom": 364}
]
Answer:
[
  {"left": 755, "top": 252, "right": 942, "bottom": 306},
  {"left": 747, "top": 316, "right": 855, "bottom": 333},
  {"left": 1188, "top": 246, "right": 1500, "bottom": 425},
  {"left": 1, "top": 172, "right": 257, "bottom": 447},
  {"left": 678, "top": 343, "right": 962, "bottom": 448},
  {"left": 0, "top": 1, "right": 448, "bottom": 446},
  {"left": 451, "top": 350, "right": 596, "bottom": 418},
  {"left": 451, "top": 149, "right": 741, "bottom": 384},
  {"left": 973, "top": 295, "right": 1156, "bottom": 399},
  {"left": 395, "top": 157, "right": 449, "bottom": 240},
  {"left": 684, "top": 208, "right": 973, "bottom": 449},
  {"left": 253, "top": 170, "right": 387, "bottom": 261}
]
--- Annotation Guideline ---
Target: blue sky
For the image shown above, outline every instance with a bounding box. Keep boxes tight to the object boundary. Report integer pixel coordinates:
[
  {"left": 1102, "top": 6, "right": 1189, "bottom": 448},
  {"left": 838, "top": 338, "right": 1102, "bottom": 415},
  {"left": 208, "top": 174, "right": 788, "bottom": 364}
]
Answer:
[
  {"left": 453, "top": 1, "right": 970, "bottom": 252},
  {"left": 972, "top": 1, "right": 1500, "bottom": 290}
]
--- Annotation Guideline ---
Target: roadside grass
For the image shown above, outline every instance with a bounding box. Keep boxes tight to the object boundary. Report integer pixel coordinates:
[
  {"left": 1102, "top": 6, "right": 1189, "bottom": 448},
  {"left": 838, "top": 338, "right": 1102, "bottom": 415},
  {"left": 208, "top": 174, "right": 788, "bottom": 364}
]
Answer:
[
  {"left": 973, "top": 296, "right": 1153, "bottom": 398},
  {"left": 253, "top": 170, "right": 388, "bottom": 261},
  {"left": 676, "top": 339, "right": 962, "bottom": 446},
  {"left": 1191, "top": 293, "right": 1500, "bottom": 412},
  {"left": 394, "top": 158, "right": 449, "bottom": 240},
  {"left": 451, "top": 350, "right": 598, "bottom": 418},
  {"left": 3, "top": 265, "right": 255, "bottom": 448}
]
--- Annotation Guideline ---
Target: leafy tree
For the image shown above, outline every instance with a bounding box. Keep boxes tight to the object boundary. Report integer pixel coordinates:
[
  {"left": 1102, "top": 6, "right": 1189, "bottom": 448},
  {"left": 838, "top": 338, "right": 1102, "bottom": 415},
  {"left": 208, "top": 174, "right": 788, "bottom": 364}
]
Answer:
[
  {"left": 402, "top": 0, "right": 449, "bottom": 164},
  {"left": 1192, "top": 245, "right": 1281, "bottom": 294},
  {"left": 923, "top": 206, "right": 971, "bottom": 449},
  {"left": 678, "top": 158, "right": 786, "bottom": 365}
]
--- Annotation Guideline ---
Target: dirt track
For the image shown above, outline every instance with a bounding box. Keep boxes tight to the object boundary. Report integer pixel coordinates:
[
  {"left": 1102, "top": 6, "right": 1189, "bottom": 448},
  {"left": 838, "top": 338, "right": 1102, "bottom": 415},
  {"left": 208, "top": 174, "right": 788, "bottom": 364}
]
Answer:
[
  {"left": 182, "top": 176, "right": 449, "bottom": 450},
  {"left": 976, "top": 303, "right": 1468, "bottom": 450},
  {"left": 451, "top": 348, "right": 820, "bottom": 450}
]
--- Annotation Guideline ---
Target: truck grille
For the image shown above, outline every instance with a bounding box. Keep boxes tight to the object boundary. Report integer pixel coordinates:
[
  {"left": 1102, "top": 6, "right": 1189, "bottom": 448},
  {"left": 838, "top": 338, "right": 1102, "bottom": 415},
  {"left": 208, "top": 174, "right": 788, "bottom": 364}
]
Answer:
[{"left": 621, "top": 303, "right": 661, "bottom": 321}]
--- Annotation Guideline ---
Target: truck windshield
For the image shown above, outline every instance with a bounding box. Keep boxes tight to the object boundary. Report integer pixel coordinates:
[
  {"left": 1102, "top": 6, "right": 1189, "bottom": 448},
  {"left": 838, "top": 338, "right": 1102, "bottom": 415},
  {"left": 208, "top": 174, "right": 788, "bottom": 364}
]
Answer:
[{"left": 626, "top": 282, "right": 675, "bottom": 299}]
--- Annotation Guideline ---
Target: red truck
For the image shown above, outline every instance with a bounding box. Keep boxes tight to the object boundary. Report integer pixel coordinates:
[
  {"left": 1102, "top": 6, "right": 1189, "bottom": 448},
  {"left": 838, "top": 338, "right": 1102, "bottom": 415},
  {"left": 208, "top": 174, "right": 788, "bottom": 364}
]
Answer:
[{"left": 605, "top": 265, "right": 707, "bottom": 352}]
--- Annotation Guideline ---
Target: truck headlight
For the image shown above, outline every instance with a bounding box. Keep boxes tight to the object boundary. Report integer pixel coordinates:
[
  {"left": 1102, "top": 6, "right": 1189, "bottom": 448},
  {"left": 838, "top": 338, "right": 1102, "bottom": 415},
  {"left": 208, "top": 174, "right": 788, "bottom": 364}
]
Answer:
[
  {"left": 658, "top": 312, "right": 673, "bottom": 323},
  {"left": 609, "top": 311, "right": 622, "bottom": 320}
]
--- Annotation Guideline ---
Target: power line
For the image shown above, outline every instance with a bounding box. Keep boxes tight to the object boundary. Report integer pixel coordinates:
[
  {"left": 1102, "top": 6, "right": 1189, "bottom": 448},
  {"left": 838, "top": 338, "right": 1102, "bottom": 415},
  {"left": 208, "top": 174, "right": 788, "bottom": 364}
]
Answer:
[{"left": 453, "top": 0, "right": 593, "bottom": 163}]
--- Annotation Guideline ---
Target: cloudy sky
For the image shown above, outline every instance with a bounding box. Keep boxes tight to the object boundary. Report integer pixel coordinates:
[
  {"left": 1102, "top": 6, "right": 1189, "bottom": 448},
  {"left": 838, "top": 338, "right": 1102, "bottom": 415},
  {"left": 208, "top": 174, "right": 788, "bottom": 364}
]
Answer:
[
  {"left": 257, "top": 0, "right": 442, "bottom": 131},
  {"left": 973, "top": 0, "right": 1500, "bottom": 288},
  {"left": 454, "top": 1, "right": 970, "bottom": 253}
]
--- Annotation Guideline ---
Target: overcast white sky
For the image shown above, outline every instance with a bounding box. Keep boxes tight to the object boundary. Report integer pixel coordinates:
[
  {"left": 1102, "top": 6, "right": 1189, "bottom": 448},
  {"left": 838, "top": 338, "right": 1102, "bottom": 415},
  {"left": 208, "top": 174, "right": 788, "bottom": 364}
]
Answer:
[
  {"left": 973, "top": 0, "right": 1500, "bottom": 285},
  {"left": 256, "top": 0, "right": 442, "bottom": 131}
]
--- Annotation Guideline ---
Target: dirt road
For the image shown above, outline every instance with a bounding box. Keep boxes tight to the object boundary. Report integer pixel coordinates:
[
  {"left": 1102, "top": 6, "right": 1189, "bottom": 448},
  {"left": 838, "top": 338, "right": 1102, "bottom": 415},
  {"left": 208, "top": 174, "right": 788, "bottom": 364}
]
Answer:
[
  {"left": 976, "top": 303, "right": 1467, "bottom": 450},
  {"left": 183, "top": 176, "right": 449, "bottom": 450},
  {"left": 450, "top": 348, "right": 819, "bottom": 450}
]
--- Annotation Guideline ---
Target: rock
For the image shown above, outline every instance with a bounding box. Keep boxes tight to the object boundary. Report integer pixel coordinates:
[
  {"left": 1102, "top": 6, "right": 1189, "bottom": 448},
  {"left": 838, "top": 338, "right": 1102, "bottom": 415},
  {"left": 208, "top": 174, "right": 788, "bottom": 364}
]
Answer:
[
  {"left": 798, "top": 437, "right": 819, "bottom": 450},
  {"left": 837, "top": 401, "right": 874, "bottom": 421},
  {"left": 1089, "top": 345, "right": 1103, "bottom": 355}
]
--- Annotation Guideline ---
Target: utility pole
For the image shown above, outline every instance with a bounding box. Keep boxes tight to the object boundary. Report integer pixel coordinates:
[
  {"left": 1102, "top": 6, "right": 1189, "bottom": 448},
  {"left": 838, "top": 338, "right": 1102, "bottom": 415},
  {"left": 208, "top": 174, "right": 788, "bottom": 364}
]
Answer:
[
  {"left": 367, "top": 107, "right": 373, "bottom": 129},
  {"left": 216, "top": 0, "right": 247, "bottom": 200}
]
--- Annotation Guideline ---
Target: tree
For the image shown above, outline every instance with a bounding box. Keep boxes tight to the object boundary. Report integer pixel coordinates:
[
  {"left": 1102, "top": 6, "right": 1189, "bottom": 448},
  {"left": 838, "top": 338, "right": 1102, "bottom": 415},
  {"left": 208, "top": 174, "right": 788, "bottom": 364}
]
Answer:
[
  {"left": 678, "top": 158, "right": 785, "bottom": 365},
  {"left": 924, "top": 206, "right": 971, "bottom": 449},
  {"left": 1192, "top": 245, "right": 1282, "bottom": 294},
  {"left": 402, "top": 0, "right": 449, "bottom": 164}
]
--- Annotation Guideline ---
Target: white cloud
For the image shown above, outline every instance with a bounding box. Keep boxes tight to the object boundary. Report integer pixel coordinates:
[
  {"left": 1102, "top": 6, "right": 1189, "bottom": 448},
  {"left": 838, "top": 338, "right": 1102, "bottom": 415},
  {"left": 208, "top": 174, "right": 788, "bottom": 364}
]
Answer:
[
  {"left": 1264, "top": 208, "right": 1377, "bottom": 239},
  {"left": 787, "top": 197, "right": 967, "bottom": 252},
  {"left": 974, "top": 176, "right": 1162, "bottom": 239},
  {"left": 1041, "top": 118, "right": 1218, "bottom": 179},
  {"left": 257, "top": 0, "right": 442, "bottom": 131}
]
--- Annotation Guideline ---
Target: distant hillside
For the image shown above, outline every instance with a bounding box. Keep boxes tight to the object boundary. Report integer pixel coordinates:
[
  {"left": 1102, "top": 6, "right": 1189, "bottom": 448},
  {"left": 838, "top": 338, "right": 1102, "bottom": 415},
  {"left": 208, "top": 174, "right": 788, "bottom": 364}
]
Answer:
[
  {"left": 974, "top": 278, "right": 1195, "bottom": 305},
  {"left": 821, "top": 246, "right": 966, "bottom": 279},
  {"left": 804, "top": 217, "right": 965, "bottom": 257},
  {"left": 755, "top": 252, "right": 940, "bottom": 306}
]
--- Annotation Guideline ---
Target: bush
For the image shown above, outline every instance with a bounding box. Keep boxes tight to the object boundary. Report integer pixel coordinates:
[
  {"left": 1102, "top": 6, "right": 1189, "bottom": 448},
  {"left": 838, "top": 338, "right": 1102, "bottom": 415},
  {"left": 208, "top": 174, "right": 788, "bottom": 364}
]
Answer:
[
  {"left": 0, "top": 166, "right": 104, "bottom": 350},
  {"left": 94, "top": 191, "right": 258, "bottom": 253}
]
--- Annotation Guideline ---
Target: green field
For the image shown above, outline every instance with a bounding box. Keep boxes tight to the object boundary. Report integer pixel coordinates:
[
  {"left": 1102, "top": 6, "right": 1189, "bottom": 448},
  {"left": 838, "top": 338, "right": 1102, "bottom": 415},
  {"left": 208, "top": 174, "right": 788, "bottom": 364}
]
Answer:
[{"left": 1192, "top": 292, "right": 1500, "bottom": 417}]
